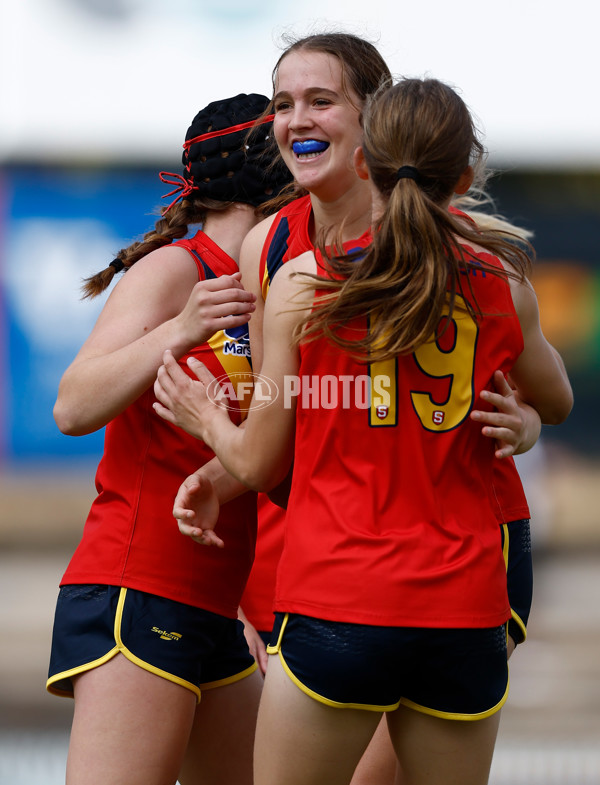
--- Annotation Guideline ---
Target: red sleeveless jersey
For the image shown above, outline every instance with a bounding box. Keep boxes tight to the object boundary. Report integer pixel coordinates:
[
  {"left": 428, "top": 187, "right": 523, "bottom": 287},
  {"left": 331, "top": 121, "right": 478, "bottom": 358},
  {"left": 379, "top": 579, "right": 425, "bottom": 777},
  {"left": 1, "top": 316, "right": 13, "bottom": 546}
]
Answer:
[
  {"left": 242, "top": 198, "right": 528, "bottom": 631},
  {"left": 61, "top": 231, "right": 257, "bottom": 618},
  {"left": 242, "top": 196, "right": 370, "bottom": 631},
  {"left": 275, "top": 250, "right": 521, "bottom": 627}
]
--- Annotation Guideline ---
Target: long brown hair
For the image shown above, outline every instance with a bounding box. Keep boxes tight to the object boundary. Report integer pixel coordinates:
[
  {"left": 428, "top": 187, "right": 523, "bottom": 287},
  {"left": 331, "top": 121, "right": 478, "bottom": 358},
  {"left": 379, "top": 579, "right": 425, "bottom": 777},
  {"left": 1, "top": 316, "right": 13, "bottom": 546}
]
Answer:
[{"left": 296, "top": 78, "right": 533, "bottom": 361}]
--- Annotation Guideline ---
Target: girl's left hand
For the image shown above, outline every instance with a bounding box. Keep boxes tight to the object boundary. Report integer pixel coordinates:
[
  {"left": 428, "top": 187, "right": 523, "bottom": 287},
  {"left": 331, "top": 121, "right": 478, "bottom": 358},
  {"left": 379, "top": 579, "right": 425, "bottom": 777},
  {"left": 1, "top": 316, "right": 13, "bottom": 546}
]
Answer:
[
  {"left": 172, "top": 470, "right": 224, "bottom": 548},
  {"left": 471, "top": 370, "right": 542, "bottom": 458}
]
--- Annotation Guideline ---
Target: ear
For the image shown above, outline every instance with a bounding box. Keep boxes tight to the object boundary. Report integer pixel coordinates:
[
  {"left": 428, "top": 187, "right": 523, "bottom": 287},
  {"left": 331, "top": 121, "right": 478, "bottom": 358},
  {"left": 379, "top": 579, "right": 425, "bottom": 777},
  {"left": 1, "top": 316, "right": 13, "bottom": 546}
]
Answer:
[
  {"left": 454, "top": 165, "right": 474, "bottom": 195},
  {"left": 353, "top": 146, "right": 369, "bottom": 181}
]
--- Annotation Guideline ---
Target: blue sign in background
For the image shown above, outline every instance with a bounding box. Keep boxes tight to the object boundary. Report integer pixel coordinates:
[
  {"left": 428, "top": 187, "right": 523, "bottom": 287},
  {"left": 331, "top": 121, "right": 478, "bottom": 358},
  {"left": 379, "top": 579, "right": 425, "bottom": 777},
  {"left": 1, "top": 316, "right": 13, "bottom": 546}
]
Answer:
[
  {"left": 1, "top": 165, "right": 164, "bottom": 463},
  {"left": 0, "top": 165, "right": 598, "bottom": 465}
]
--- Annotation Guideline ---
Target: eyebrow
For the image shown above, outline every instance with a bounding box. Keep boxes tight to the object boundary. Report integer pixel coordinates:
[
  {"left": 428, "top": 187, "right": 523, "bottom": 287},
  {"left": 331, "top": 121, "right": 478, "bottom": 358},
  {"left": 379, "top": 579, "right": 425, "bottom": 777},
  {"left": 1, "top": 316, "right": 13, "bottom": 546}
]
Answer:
[{"left": 273, "top": 87, "right": 340, "bottom": 102}]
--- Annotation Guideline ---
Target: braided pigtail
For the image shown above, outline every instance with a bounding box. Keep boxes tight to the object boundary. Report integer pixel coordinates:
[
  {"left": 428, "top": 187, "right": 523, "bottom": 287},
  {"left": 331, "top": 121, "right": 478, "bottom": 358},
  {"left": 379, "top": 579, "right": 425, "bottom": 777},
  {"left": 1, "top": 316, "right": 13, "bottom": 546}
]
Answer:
[{"left": 80, "top": 198, "right": 204, "bottom": 300}]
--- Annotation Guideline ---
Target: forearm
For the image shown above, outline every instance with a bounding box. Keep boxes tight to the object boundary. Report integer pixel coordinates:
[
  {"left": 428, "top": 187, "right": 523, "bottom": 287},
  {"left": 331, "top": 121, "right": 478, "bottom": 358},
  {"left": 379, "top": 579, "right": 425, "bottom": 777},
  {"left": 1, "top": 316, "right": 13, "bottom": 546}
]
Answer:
[
  {"left": 203, "top": 408, "right": 292, "bottom": 492},
  {"left": 198, "top": 455, "right": 255, "bottom": 503},
  {"left": 54, "top": 317, "right": 194, "bottom": 436},
  {"left": 203, "top": 414, "right": 262, "bottom": 490}
]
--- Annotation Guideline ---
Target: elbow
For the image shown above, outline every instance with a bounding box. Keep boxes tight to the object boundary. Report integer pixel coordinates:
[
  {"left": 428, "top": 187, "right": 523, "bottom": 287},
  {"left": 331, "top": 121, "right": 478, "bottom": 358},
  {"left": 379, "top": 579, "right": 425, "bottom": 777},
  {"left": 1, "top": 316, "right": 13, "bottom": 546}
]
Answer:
[
  {"left": 53, "top": 401, "right": 76, "bottom": 435},
  {"left": 235, "top": 460, "right": 290, "bottom": 494},
  {"left": 236, "top": 468, "right": 277, "bottom": 494},
  {"left": 53, "top": 401, "right": 94, "bottom": 437},
  {"left": 541, "top": 391, "right": 574, "bottom": 426}
]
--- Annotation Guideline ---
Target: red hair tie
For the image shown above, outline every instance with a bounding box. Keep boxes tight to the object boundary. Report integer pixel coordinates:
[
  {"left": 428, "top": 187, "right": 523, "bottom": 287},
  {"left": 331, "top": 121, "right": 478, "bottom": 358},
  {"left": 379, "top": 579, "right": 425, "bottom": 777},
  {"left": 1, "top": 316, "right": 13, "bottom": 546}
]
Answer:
[{"left": 159, "top": 171, "right": 195, "bottom": 214}]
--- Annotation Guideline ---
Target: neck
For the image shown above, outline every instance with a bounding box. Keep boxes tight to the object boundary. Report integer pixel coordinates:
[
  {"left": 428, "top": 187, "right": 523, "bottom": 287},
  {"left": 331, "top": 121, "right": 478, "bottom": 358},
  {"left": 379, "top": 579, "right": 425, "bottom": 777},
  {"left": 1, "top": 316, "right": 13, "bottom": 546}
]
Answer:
[
  {"left": 201, "top": 204, "right": 258, "bottom": 262},
  {"left": 309, "top": 181, "right": 372, "bottom": 244}
]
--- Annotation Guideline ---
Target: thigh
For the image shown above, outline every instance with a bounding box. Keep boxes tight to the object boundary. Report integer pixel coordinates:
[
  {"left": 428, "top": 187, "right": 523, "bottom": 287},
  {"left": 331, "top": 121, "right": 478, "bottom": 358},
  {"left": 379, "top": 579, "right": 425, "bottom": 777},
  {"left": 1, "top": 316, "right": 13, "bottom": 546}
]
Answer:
[
  {"left": 255, "top": 654, "right": 382, "bottom": 785},
  {"left": 68, "top": 652, "right": 196, "bottom": 785},
  {"left": 350, "top": 715, "right": 398, "bottom": 785},
  {"left": 180, "top": 668, "right": 263, "bottom": 785},
  {"left": 387, "top": 704, "right": 501, "bottom": 785}
]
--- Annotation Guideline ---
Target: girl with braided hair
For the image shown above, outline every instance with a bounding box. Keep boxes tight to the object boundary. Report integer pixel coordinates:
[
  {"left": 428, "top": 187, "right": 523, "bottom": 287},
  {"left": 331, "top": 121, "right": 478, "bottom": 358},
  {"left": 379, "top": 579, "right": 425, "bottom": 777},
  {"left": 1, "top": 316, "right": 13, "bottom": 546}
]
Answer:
[
  {"left": 46, "top": 93, "right": 291, "bottom": 785},
  {"left": 154, "top": 77, "right": 572, "bottom": 785}
]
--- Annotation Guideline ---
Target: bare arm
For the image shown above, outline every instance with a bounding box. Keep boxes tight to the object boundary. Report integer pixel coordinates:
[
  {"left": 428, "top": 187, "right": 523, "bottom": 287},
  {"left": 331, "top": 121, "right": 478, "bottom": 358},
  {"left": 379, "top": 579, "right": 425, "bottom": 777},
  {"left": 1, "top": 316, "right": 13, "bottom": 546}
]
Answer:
[
  {"left": 508, "top": 277, "right": 573, "bottom": 424},
  {"left": 53, "top": 246, "right": 256, "bottom": 435},
  {"left": 154, "top": 259, "right": 312, "bottom": 491}
]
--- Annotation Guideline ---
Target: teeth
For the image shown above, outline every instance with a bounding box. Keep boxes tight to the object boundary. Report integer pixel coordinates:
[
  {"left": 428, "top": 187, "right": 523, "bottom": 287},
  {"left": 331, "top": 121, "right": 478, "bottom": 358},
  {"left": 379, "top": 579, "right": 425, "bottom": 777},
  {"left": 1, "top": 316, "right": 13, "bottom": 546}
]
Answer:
[{"left": 297, "top": 151, "right": 323, "bottom": 160}]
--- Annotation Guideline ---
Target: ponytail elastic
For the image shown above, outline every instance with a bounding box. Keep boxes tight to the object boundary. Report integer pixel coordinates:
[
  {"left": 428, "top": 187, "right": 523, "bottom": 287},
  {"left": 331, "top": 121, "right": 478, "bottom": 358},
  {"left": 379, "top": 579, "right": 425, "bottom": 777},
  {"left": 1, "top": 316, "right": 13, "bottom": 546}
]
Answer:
[
  {"left": 396, "top": 165, "right": 424, "bottom": 185},
  {"left": 109, "top": 258, "right": 125, "bottom": 273}
]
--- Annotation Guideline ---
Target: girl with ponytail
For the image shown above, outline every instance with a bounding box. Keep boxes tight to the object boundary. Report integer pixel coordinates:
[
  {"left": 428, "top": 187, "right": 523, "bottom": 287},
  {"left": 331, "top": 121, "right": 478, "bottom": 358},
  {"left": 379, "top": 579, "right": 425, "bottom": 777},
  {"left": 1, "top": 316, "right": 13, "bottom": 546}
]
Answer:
[{"left": 155, "top": 78, "right": 572, "bottom": 785}]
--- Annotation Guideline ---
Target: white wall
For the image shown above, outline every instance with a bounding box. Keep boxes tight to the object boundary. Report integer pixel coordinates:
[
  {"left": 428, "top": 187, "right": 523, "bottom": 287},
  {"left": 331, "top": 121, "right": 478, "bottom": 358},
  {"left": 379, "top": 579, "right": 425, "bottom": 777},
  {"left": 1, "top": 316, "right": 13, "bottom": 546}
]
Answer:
[{"left": 1, "top": 0, "right": 599, "bottom": 167}]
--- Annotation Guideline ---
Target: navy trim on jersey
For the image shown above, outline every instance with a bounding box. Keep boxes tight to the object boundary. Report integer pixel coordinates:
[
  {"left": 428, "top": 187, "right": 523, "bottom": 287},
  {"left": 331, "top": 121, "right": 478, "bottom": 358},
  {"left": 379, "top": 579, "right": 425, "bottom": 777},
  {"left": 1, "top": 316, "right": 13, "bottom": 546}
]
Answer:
[
  {"left": 266, "top": 218, "right": 291, "bottom": 284},
  {"left": 187, "top": 249, "right": 218, "bottom": 280}
]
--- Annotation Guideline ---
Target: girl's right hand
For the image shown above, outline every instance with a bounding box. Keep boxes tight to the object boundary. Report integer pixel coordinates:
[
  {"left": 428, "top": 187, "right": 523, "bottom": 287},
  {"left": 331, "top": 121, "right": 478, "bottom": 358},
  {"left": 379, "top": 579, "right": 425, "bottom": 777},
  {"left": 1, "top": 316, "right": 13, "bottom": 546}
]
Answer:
[
  {"left": 175, "top": 272, "right": 256, "bottom": 346},
  {"left": 238, "top": 608, "right": 269, "bottom": 675}
]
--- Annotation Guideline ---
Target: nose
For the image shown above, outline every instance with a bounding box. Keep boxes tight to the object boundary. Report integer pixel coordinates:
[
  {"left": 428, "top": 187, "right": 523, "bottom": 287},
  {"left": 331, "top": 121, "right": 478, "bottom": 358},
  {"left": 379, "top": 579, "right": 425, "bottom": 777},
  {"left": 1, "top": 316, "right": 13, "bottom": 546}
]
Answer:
[{"left": 288, "top": 101, "right": 313, "bottom": 132}]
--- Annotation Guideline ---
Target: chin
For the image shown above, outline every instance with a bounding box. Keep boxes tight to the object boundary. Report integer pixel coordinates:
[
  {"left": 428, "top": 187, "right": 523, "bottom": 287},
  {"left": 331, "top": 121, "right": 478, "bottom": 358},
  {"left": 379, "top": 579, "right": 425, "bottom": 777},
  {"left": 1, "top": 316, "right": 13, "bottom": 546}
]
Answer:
[{"left": 294, "top": 168, "right": 328, "bottom": 193}]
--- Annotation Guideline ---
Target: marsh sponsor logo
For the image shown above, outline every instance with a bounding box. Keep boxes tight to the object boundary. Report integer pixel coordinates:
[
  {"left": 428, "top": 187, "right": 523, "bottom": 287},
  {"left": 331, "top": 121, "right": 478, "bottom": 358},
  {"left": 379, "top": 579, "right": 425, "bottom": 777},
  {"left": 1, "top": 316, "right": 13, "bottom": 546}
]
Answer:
[{"left": 222, "top": 324, "right": 251, "bottom": 357}]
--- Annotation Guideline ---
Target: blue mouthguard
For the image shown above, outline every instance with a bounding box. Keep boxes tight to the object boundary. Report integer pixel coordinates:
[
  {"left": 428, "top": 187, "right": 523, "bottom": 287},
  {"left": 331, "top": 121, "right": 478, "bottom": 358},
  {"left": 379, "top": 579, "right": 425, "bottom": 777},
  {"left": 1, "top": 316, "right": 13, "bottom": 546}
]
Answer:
[{"left": 292, "top": 140, "right": 329, "bottom": 154}]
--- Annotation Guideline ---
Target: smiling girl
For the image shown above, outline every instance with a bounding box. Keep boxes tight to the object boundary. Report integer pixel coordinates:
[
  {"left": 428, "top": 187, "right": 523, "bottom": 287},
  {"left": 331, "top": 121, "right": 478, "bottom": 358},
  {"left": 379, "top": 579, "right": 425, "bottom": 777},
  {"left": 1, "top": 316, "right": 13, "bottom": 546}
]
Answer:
[{"left": 154, "top": 77, "right": 572, "bottom": 785}]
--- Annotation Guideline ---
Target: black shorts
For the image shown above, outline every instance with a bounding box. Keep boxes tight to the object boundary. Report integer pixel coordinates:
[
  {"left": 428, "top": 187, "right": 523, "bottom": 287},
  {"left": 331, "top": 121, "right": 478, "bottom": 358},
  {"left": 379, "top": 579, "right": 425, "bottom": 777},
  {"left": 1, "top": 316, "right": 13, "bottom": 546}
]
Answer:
[
  {"left": 47, "top": 585, "right": 256, "bottom": 702},
  {"left": 267, "top": 613, "right": 508, "bottom": 720},
  {"left": 502, "top": 519, "right": 533, "bottom": 646}
]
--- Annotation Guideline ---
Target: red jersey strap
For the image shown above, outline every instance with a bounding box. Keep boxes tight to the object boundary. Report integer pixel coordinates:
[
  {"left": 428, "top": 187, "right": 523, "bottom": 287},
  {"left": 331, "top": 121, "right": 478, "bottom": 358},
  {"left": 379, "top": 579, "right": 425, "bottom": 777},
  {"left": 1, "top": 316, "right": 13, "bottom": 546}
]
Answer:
[
  {"left": 260, "top": 195, "right": 313, "bottom": 299},
  {"left": 173, "top": 230, "right": 239, "bottom": 281}
]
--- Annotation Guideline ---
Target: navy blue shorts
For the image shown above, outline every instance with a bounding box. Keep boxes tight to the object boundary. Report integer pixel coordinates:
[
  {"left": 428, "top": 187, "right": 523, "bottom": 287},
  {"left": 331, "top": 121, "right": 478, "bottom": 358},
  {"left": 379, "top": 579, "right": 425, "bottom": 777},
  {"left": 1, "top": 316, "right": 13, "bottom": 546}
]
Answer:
[
  {"left": 502, "top": 519, "right": 533, "bottom": 646},
  {"left": 47, "top": 585, "right": 256, "bottom": 702},
  {"left": 257, "top": 629, "right": 272, "bottom": 647},
  {"left": 267, "top": 613, "right": 508, "bottom": 720}
]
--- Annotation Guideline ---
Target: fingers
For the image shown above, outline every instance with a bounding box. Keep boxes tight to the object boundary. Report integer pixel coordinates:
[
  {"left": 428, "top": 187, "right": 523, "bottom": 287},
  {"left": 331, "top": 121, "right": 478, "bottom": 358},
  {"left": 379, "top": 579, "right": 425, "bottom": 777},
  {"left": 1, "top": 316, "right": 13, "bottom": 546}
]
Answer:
[
  {"left": 195, "top": 529, "right": 225, "bottom": 548},
  {"left": 495, "top": 443, "right": 515, "bottom": 459},
  {"left": 478, "top": 389, "right": 517, "bottom": 414},
  {"left": 152, "top": 400, "right": 175, "bottom": 423},
  {"left": 471, "top": 408, "right": 515, "bottom": 428},
  {"left": 491, "top": 370, "right": 513, "bottom": 396},
  {"left": 478, "top": 371, "right": 517, "bottom": 413},
  {"left": 193, "top": 300, "right": 256, "bottom": 320},
  {"left": 172, "top": 475, "right": 204, "bottom": 517},
  {"left": 177, "top": 518, "right": 198, "bottom": 536},
  {"left": 186, "top": 356, "right": 216, "bottom": 386},
  {"left": 176, "top": 519, "right": 224, "bottom": 547},
  {"left": 199, "top": 272, "right": 244, "bottom": 291},
  {"left": 174, "top": 503, "right": 196, "bottom": 520},
  {"left": 154, "top": 350, "right": 189, "bottom": 402},
  {"left": 191, "top": 277, "right": 256, "bottom": 306},
  {"left": 256, "top": 641, "right": 269, "bottom": 675},
  {"left": 153, "top": 350, "right": 208, "bottom": 412}
]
